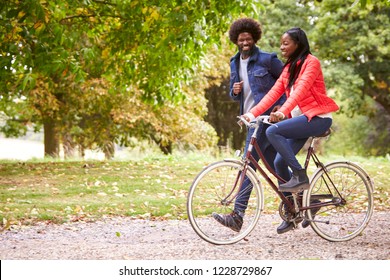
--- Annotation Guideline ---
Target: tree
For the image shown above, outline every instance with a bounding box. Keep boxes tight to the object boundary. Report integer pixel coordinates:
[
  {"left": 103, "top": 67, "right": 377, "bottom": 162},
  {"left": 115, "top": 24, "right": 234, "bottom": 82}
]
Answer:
[
  {"left": 312, "top": 0, "right": 390, "bottom": 115},
  {"left": 0, "top": 0, "right": 259, "bottom": 158},
  {"left": 311, "top": 0, "right": 390, "bottom": 155},
  {"left": 1, "top": 0, "right": 107, "bottom": 157}
]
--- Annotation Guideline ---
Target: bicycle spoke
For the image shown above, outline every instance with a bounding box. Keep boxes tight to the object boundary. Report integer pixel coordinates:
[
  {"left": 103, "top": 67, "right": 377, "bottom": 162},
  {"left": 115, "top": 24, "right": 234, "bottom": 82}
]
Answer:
[
  {"left": 306, "top": 162, "right": 373, "bottom": 242},
  {"left": 187, "top": 161, "right": 262, "bottom": 245}
]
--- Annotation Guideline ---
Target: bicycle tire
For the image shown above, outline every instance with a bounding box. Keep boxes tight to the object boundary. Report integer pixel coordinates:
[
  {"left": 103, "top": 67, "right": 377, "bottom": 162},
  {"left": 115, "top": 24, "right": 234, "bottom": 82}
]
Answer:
[
  {"left": 304, "top": 161, "right": 374, "bottom": 242},
  {"left": 187, "top": 160, "right": 263, "bottom": 245}
]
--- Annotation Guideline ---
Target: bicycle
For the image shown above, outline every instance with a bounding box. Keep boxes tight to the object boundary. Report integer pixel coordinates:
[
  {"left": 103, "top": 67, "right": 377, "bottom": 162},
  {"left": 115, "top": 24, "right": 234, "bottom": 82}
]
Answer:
[{"left": 187, "top": 115, "right": 374, "bottom": 245}]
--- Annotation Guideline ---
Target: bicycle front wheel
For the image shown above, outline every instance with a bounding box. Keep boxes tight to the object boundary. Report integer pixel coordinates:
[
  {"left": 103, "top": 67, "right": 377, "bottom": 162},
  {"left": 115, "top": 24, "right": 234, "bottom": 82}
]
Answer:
[
  {"left": 187, "top": 160, "right": 263, "bottom": 245},
  {"left": 305, "top": 161, "right": 374, "bottom": 242}
]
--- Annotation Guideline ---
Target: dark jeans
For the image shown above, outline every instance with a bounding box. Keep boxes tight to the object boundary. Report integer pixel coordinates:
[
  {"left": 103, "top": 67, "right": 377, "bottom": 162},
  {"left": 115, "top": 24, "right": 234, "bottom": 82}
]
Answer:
[
  {"left": 234, "top": 124, "right": 276, "bottom": 215},
  {"left": 266, "top": 115, "right": 332, "bottom": 175}
]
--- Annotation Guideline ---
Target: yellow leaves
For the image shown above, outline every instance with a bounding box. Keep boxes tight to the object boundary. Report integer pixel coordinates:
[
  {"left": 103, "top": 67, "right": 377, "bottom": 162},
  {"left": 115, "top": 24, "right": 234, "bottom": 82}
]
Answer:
[
  {"left": 18, "top": 10, "right": 26, "bottom": 19},
  {"left": 32, "top": 7, "right": 51, "bottom": 34},
  {"left": 141, "top": 7, "right": 148, "bottom": 14},
  {"left": 74, "top": 205, "right": 84, "bottom": 213},
  {"left": 29, "top": 78, "right": 61, "bottom": 114},
  {"left": 30, "top": 208, "right": 39, "bottom": 216},
  {"left": 130, "top": 0, "right": 139, "bottom": 8},
  {"left": 51, "top": 187, "right": 59, "bottom": 195},
  {"left": 163, "top": 213, "right": 172, "bottom": 218},
  {"left": 375, "top": 80, "right": 388, "bottom": 90},
  {"left": 76, "top": 8, "right": 89, "bottom": 16},
  {"left": 0, "top": 218, "right": 11, "bottom": 232},
  {"left": 34, "top": 20, "right": 43, "bottom": 31},
  {"left": 102, "top": 48, "right": 110, "bottom": 60},
  {"left": 141, "top": 6, "right": 161, "bottom": 31},
  {"left": 141, "top": 6, "right": 161, "bottom": 21},
  {"left": 89, "top": 179, "right": 127, "bottom": 198}
]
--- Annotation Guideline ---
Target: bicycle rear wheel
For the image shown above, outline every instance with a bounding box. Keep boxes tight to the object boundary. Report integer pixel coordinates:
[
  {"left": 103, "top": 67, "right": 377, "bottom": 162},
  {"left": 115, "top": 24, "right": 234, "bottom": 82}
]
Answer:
[
  {"left": 187, "top": 160, "right": 263, "bottom": 245},
  {"left": 305, "top": 161, "right": 373, "bottom": 242}
]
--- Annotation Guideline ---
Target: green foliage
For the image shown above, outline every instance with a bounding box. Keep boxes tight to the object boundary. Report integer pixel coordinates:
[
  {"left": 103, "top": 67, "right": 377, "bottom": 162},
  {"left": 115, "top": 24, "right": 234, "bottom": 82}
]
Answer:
[
  {"left": 312, "top": 0, "right": 390, "bottom": 115},
  {"left": 1, "top": 0, "right": 389, "bottom": 158},
  {"left": 108, "top": 0, "right": 259, "bottom": 103},
  {"left": 312, "top": 0, "right": 390, "bottom": 156},
  {"left": 256, "top": 0, "right": 314, "bottom": 52},
  {"left": 324, "top": 100, "right": 390, "bottom": 157},
  {"left": 0, "top": 0, "right": 259, "bottom": 157},
  {"left": 325, "top": 113, "right": 370, "bottom": 156}
]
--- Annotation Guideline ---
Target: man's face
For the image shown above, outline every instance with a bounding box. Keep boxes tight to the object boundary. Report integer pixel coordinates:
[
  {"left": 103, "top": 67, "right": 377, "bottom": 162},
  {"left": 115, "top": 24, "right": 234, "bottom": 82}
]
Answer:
[{"left": 237, "top": 32, "right": 255, "bottom": 58}]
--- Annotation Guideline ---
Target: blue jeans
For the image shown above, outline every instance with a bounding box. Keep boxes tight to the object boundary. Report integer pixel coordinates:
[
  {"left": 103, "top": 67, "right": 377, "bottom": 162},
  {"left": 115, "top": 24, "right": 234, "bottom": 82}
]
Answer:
[
  {"left": 266, "top": 115, "right": 332, "bottom": 180},
  {"left": 234, "top": 124, "right": 277, "bottom": 215}
]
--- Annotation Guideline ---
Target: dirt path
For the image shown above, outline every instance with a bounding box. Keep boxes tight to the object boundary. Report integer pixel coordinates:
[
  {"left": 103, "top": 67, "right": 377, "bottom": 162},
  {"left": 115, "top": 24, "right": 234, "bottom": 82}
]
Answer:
[{"left": 1, "top": 212, "right": 389, "bottom": 260}]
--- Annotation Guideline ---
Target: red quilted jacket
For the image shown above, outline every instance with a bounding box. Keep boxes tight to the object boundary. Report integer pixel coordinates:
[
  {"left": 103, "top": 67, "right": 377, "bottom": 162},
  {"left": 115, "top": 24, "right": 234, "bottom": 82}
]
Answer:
[{"left": 250, "top": 54, "right": 339, "bottom": 121}]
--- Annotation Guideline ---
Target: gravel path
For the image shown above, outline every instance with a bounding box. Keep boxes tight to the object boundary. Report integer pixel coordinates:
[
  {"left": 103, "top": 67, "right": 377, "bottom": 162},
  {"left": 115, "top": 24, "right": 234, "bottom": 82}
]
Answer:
[{"left": 1, "top": 212, "right": 389, "bottom": 260}]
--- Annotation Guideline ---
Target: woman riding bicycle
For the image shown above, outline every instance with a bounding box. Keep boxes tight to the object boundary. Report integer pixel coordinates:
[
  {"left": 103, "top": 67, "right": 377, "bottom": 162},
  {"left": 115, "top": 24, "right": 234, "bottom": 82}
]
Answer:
[{"left": 243, "top": 27, "right": 339, "bottom": 233}]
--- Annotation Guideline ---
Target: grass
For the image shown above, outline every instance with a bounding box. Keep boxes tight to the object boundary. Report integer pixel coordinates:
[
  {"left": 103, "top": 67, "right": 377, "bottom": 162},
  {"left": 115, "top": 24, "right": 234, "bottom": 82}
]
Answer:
[{"left": 1, "top": 153, "right": 389, "bottom": 228}]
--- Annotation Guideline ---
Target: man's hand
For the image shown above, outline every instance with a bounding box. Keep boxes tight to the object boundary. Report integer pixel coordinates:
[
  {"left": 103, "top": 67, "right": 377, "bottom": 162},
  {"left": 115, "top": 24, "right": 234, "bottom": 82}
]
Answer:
[{"left": 233, "top": 81, "right": 244, "bottom": 95}]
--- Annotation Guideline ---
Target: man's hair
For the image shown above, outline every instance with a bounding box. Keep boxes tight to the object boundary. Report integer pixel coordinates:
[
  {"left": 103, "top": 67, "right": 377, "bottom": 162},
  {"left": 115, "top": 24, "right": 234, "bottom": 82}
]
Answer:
[{"left": 229, "top": 18, "right": 262, "bottom": 44}]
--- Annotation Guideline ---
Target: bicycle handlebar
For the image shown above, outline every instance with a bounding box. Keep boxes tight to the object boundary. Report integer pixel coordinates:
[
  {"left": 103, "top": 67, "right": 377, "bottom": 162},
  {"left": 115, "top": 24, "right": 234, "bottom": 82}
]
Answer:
[{"left": 236, "top": 115, "right": 278, "bottom": 129}]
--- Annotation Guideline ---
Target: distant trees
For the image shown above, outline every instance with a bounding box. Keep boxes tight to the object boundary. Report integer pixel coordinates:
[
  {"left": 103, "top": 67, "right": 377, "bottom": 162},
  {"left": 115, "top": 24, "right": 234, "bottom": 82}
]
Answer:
[
  {"left": 1, "top": 0, "right": 388, "bottom": 158},
  {"left": 0, "top": 0, "right": 258, "bottom": 158}
]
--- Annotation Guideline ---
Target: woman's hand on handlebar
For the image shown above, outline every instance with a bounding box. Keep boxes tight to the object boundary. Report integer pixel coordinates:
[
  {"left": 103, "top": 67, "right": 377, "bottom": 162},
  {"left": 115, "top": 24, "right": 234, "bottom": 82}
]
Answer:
[
  {"left": 241, "top": 115, "right": 250, "bottom": 122},
  {"left": 270, "top": 106, "right": 285, "bottom": 123},
  {"left": 238, "top": 114, "right": 280, "bottom": 128},
  {"left": 237, "top": 115, "right": 251, "bottom": 129}
]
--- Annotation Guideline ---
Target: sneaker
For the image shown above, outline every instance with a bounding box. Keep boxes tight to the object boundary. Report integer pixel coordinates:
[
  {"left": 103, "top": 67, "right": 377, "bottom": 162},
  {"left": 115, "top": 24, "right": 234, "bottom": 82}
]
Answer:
[
  {"left": 302, "top": 199, "right": 321, "bottom": 228},
  {"left": 212, "top": 211, "right": 243, "bottom": 232}
]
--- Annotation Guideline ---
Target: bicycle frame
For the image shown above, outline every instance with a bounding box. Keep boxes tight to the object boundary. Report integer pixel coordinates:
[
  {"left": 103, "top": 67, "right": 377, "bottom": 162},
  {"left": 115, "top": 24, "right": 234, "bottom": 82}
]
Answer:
[
  {"left": 242, "top": 123, "right": 296, "bottom": 212},
  {"left": 236, "top": 119, "right": 340, "bottom": 215}
]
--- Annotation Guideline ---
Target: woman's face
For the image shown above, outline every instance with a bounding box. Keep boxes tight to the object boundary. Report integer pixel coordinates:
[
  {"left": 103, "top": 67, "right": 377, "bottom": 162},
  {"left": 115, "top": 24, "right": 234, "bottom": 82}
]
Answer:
[
  {"left": 280, "top": 33, "right": 298, "bottom": 59},
  {"left": 237, "top": 32, "right": 255, "bottom": 59}
]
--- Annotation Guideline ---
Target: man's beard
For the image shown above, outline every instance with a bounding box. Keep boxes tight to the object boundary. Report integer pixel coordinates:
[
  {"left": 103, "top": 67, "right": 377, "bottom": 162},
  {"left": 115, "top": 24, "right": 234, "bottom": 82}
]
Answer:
[{"left": 239, "top": 46, "right": 254, "bottom": 58}]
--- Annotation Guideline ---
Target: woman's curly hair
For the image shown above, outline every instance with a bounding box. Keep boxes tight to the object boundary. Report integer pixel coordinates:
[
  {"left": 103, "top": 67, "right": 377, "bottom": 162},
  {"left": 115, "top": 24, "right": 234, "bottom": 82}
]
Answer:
[{"left": 229, "top": 18, "right": 262, "bottom": 44}]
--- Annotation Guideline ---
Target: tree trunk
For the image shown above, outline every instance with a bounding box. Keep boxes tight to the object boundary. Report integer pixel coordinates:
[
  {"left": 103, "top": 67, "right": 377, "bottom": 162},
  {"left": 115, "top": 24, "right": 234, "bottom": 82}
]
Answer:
[
  {"left": 79, "top": 145, "right": 86, "bottom": 158},
  {"left": 43, "top": 118, "right": 60, "bottom": 158},
  {"left": 159, "top": 141, "right": 172, "bottom": 155},
  {"left": 103, "top": 141, "right": 115, "bottom": 160},
  {"left": 63, "top": 133, "right": 76, "bottom": 159}
]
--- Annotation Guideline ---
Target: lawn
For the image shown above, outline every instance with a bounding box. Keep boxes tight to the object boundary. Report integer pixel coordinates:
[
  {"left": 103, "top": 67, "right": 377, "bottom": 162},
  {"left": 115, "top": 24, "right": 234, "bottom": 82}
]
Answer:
[{"left": 1, "top": 153, "right": 389, "bottom": 228}]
